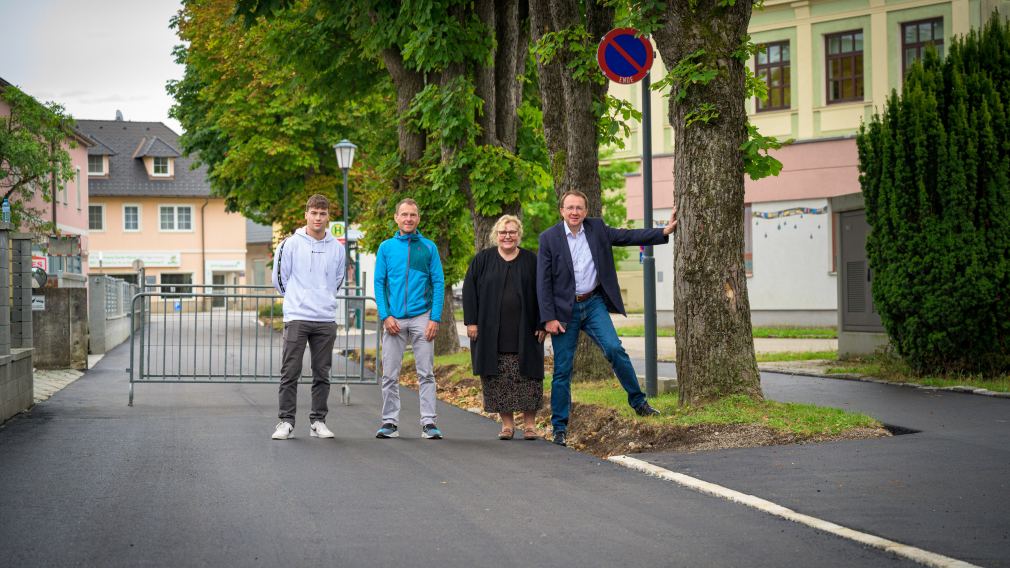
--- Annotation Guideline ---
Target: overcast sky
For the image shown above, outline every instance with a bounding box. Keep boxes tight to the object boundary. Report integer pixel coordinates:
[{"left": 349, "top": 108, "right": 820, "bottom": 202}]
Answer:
[{"left": 0, "top": 0, "right": 185, "bottom": 133}]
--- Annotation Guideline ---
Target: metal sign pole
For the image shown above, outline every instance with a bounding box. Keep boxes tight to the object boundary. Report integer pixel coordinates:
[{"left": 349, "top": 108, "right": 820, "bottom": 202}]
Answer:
[{"left": 642, "top": 72, "right": 657, "bottom": 398}]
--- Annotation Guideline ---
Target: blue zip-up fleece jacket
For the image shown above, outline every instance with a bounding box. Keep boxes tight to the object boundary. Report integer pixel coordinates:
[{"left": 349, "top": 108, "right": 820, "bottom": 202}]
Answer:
[
  {"left": 272, "top": 228, "right": 346, "bottom": 323},
  {"left": 375, "top": 230, "right": 445, "bottom": 322}
]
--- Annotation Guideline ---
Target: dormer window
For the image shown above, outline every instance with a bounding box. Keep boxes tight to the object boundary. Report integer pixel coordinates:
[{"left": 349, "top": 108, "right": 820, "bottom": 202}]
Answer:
[
  {"left": 153, "top": 157, "right": 170, "bottom": 176},
  {"left": 88, "top": 154, "right": 106, "bottom": 176}
]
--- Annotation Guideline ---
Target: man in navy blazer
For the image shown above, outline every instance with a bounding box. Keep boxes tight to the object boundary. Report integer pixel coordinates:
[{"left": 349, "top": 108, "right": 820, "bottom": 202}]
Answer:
[{"left": 537, "top": 190, "right": 677, "bottom": 446}]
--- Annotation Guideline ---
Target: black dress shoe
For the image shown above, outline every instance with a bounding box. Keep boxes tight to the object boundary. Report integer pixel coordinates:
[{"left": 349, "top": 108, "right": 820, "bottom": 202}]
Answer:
[
  {"left": 634, "top": 402, "right": 661, "bottom": 417},
  {"left": 552, "top": 431, "right": 567, "bottom": 446}
]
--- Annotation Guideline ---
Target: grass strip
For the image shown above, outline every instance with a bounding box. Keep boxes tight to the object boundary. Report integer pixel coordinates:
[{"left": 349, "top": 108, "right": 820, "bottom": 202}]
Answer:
[
  {"left": 569, "top": 380, "right": 879, "bottom": 436},
  {"left": 828, "top": 352, "right": 1010, "bottom": 393},
  {"left": 756, "top": 350, "right": 837, "bottom": 362}
]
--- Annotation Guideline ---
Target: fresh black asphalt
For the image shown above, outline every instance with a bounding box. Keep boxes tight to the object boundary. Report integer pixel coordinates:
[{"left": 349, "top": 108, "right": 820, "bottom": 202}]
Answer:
[
  {"left": 0, "top": 340, "right": 922, "bottom": 567},
  {"left": 632, "top": 362, "right": 1010, "bottom": 567}
]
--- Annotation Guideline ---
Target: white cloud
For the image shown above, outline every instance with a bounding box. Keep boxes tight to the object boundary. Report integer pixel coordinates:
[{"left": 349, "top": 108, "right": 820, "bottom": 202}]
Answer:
[{"left": 0, "top": 0, "right": 185, "bottom": 133}]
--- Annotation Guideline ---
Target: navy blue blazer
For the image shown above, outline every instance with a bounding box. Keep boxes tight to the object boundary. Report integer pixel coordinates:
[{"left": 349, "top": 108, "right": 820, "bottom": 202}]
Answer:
[{"left": 536, "top": 217, "right": 668, "bottom": 325}]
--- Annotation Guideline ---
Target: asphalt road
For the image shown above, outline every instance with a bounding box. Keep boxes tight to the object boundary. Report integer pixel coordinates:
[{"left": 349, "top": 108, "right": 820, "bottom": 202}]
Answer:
[
  {"left": 634, "top": 369, "right": 1010, "bottom": 568},
  {"left": 0, "top": 340, "right": 919, "bottom": 568}
]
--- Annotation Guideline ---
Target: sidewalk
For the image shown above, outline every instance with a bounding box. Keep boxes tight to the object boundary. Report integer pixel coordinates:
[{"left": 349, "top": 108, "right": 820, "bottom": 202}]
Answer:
[
  {"left": 454, "top": 321, "right": 837, "bottom": 360},
  {"left": 32, "top": 354, "right": 105, "bottom": 404}
]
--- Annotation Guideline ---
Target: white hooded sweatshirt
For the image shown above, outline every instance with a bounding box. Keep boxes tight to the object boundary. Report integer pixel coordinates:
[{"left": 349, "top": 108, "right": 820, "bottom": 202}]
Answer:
[{"left": 272, "top": 227, "right": 346, "bottom": 322}]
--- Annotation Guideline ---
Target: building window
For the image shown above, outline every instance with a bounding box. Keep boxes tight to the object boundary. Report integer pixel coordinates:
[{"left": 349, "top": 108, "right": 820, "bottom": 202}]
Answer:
[
  {"left": 826, "top": 30, "right": 864, "bottom": 104},
  {"left": 755, "top": 41, "right": 790, "bottom": 112},
  {"left": 75, "top": 168, "right": 81, "bottom": 210},
  {"left": 153, "top": 157, "right": 170, "bottom": 176},
  {"left": 160, "top": 205, "right": 193, "bottom": 231},
  {"left": 123, "top": 205, "right": 140, "bottom": 231},
  {"left": 89, "top": 204, "right": 105, "bottom": 231},
  {"left": 88, "top": 155, "right": 104, "bottom": 175},
  {"left": 902, "top": 18, "right": 944, "bottom": 75},
  {"left": 161, "top": 273, "right": 193, "bottom": 295}
]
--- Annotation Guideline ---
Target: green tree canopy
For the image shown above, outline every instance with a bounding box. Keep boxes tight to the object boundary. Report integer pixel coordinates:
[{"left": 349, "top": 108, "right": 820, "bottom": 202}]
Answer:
[
  {"left": 857, "top": 15, "right": 1010, "bottom": 374},
  {"left": 0, "top": 84, "right": 77, "bottom": 232}
]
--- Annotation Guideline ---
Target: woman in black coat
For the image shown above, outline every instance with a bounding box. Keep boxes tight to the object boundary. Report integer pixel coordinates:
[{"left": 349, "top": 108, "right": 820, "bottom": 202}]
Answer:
[{"left": 462, "top": 214, "right": 546, "bottom": 440}]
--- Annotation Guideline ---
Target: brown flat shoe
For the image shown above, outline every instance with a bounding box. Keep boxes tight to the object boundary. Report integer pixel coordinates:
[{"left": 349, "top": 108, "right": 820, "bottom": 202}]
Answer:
[
  {"left": 523, "top": 427, "right": 538, "bottom": 440},
  {"left": 498, "top": 427, "right": 514, "bottom": 440}
]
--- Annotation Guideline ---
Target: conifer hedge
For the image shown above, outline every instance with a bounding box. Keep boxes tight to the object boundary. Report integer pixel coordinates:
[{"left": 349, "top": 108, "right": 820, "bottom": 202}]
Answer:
[{"left": 857, "top": 15, "right": 1010, "bottom": 374}]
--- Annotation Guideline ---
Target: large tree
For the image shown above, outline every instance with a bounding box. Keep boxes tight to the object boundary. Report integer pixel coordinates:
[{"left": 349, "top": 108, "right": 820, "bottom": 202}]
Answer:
[
  {"left": 530, "top": 0, "right": 653, "bottom": 380},
  {"left": 650, "top": 0, "right": 781, "bottom": 405}
]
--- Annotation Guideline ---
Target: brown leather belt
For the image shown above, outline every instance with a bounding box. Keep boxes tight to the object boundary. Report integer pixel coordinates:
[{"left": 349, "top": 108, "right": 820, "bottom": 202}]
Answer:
[{"left": 575, "top": 288, "right": 598, "bottom": 302}]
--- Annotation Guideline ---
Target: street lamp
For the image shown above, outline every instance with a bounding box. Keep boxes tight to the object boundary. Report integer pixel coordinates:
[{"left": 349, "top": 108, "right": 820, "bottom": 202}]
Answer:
[{"left": 333, "top": 139, "right": 356, "bottom": 290}]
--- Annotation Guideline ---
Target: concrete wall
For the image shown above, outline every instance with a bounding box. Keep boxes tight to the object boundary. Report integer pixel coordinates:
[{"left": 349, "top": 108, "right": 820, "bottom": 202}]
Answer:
[
  {"left": 0, "top": 349, "right": 34, "bottom": 423},
  {"left": 33, "top": 288, "right": 88, "bottom": 370},
  {"left": 0, "top": 230, "right": 35, "bottom": 423},
  {"left": 88, "top": 275, "right": 138, "bottom": 354}
]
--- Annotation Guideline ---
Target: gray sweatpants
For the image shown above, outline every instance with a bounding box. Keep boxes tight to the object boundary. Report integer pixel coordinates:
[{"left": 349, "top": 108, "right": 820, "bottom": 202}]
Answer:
[
  {"left": 278, "top": 320, "right": 337, "bottom": 425},
  {"left": 380, "top": 311, "right": 437, "bottom": 427}
]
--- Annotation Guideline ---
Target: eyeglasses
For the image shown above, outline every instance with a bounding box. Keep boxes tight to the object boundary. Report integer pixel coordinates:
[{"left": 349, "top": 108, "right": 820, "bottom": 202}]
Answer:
[{"left": 497, "top": 230, "right": 519, "bottom": 237}]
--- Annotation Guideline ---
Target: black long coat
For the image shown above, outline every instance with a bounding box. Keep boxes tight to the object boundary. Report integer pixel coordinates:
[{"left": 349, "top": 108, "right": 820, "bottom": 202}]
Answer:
[{"left": 462, "top": 247, "right": 544, "bottom": 378}]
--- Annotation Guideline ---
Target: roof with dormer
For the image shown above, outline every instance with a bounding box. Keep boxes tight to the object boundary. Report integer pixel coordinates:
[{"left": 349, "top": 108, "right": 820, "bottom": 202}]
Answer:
[
  {"left": 75, "top": 119, "right": 210, "bottom": 197},
  {"left": 132, "top": 135, "right": 181, "bottom": 159}
]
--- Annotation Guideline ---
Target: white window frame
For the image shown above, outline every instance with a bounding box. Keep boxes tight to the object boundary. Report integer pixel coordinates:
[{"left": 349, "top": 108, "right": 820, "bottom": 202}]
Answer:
[
  {"left": 159, "top": 204, "right": 195, "bottom": 232},
  {"left": 75, "top": 167, "right": 81, "bottom": 210},
  {"left": 122, "top": 203, "right": 142, "bottom": 232},
  {"left": 89, "top": 204, "right": 106, "bottom": 232},
  {"left": 152, "top": 157, "right": 170, "bottom": 177},
  {"left": 87, "top": 155, "right": 105, "bottom": 176}
]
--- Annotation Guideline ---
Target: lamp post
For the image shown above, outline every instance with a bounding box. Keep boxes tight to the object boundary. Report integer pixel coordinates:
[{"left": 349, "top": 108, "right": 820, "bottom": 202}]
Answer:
[{"left": 333, "top": 139, "right": 357, "bottom": 290}]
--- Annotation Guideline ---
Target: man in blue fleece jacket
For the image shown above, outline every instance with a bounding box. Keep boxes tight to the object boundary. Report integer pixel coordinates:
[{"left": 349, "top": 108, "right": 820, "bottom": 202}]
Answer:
[
  {"left": 374, "top": 198, "right": 446, "bottom": 439},
  {"left": 270, "top": 194, "right": 345, "bottom": 440}
]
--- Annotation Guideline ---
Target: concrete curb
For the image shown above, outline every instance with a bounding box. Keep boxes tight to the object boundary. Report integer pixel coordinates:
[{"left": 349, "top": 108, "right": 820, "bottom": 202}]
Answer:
[{"left": 758, "top": 366, "right": 1010, "bottom": 399}]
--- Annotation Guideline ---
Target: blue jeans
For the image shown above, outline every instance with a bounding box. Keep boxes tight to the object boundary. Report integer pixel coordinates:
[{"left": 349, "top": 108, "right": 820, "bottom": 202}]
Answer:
[{"left": 550, "top": 294, "right": 646, "bottom": 433}]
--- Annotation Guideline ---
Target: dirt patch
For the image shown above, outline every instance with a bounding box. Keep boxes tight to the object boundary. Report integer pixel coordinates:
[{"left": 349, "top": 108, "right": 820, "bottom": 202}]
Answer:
[
  {"left": 374, "top": 356, "right": 890, "bottom": 458},
  {"left": 561, "top": 403, "right": 889, "bottom": 457}
]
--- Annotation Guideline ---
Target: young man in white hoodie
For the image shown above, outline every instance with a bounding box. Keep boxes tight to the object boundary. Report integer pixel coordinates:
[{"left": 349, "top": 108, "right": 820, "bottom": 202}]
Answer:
[{"left": 270, "top": 194, "right": 346, "bottom": 440}]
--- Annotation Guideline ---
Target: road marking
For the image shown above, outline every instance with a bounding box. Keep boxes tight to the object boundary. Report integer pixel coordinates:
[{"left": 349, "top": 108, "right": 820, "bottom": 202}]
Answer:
[{"left": 608, "top": 455, "right": 980, "bottom": 568}]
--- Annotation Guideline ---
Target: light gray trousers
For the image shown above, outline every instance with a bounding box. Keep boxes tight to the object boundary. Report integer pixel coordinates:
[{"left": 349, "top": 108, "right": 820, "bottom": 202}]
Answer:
[{"left": 380, "top": 311, "right": 437, "bottom": 426}]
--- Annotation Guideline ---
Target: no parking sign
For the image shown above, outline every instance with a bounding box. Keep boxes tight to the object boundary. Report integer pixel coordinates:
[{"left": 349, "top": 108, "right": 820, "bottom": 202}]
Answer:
[{"left": 597, "top": 28, "right": 654, "bottom": 84}]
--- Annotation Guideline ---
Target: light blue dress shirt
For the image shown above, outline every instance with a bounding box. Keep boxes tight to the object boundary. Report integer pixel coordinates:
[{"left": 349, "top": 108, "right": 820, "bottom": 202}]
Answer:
[{"left": 565, "top": 223, "right": 598, "bottom": 295}]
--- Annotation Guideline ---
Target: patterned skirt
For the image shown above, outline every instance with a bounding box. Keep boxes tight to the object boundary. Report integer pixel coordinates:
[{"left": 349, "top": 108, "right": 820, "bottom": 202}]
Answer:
[{"left": 480, "top": 353, "right": 544, "bottom": 413}]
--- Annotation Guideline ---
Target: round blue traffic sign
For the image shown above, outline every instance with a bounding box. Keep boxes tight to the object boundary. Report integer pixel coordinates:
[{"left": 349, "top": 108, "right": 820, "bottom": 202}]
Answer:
[{"left": 597, "top": 28, "right": 654, "bottom": 84}]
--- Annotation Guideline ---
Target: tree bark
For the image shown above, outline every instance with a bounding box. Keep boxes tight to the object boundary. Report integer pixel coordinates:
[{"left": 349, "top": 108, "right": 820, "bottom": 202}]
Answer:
[
  {"left": 468, "top": 0, "right": 528, "bottom": 253},
  {"left": 653, "top": 0, "right": 762, "bottom": 405},
  {"left": 381, "top": 48, "right": 426, "bottom": 194},
  {"left": 530, "top": 0, "right": 615, "bottom": 380}
]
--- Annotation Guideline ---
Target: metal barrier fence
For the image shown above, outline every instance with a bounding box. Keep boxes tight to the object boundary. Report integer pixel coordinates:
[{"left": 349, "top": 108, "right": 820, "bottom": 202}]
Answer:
[
  {"left": 127, "top": 284, "right": 380, "bottom": 406},
  {"left": 98, "top": 275, "right": 140, "bottom": 318}
]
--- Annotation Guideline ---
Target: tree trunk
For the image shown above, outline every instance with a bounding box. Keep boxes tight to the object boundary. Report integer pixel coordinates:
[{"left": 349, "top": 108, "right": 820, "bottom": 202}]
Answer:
[
  {"left": 434, "top": 287, "right": 459, "bottom": 354},
  {"left": 530, "top": 0, "right": 615, "bottom": 381},
  {"left": 382, "top": 48, "right": 426, "bottom": 193},
  {"left": 468, "top": 0, "right": 528, "bottom": 252},
  {"left": 653, "top": 0, "right": 762, "bottom": 405}
]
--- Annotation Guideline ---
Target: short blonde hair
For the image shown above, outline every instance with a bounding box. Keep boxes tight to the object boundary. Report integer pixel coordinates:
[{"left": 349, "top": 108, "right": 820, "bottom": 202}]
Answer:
[{"left": 489, "top": 214, "right": 523, "bottom": 247}]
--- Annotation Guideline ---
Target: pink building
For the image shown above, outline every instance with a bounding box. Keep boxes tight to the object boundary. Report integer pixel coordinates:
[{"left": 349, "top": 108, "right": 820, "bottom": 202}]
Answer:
[{"left": 0, "top": 76, "right": 92, "bottom": 280}]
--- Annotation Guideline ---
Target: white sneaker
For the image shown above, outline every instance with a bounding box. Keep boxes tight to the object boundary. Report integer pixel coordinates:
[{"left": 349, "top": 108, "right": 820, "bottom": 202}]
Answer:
[
  {"left": 272, "top": 422, "right": 294, "bottom": 440},
  {"left": 310, "top": 421, "right": 335, "bottom": 439}
]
